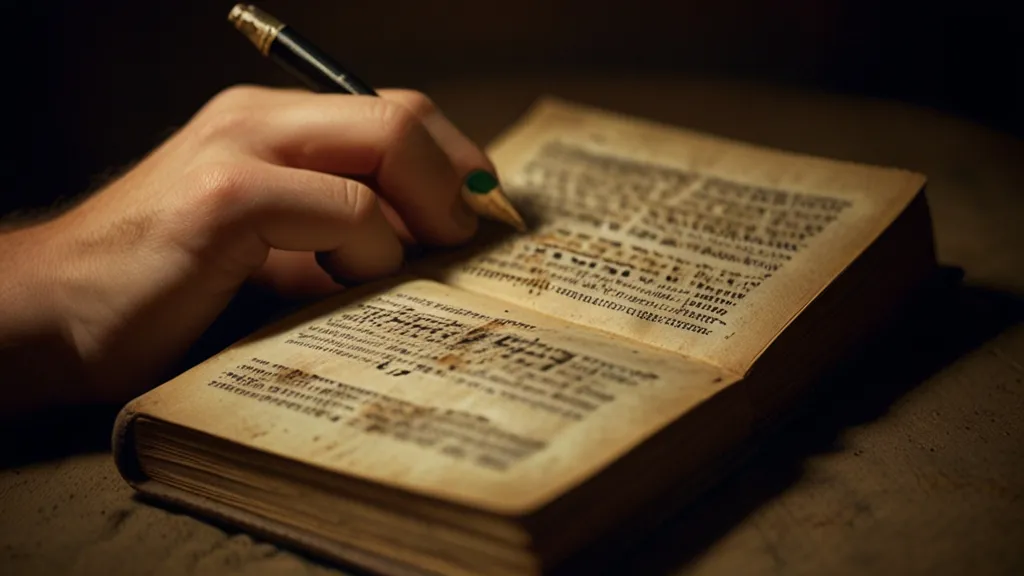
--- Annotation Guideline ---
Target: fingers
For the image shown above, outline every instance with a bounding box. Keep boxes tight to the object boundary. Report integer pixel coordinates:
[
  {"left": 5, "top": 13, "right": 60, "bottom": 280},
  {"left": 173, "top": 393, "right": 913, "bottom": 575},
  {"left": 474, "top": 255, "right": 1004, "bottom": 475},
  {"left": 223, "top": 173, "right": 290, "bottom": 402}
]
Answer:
[
  {"left": 197, "top": 162, "right": 404, "bottom": 283},
  {"left": 378, "top": 89, "right": 500, "bottom": 193},
  {"left": 201, "top": 86, "right": 477, "bottom": 246},
  {"left": 250, "top": 250, "right": 345, "bottom": 298},
  {"left": 375, "top": 196, "right": 416, "bottom": 245}
]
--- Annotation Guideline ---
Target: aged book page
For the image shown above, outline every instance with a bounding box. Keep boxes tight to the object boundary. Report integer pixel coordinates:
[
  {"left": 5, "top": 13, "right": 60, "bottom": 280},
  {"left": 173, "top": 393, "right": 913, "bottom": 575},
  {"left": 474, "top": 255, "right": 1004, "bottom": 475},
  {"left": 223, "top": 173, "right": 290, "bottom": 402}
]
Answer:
[
  {"left": 127, "top": 277, "right": 735, "bottom": 515},
  {"left": 427, "top": 98, "right": 927, "bottom": 375}
]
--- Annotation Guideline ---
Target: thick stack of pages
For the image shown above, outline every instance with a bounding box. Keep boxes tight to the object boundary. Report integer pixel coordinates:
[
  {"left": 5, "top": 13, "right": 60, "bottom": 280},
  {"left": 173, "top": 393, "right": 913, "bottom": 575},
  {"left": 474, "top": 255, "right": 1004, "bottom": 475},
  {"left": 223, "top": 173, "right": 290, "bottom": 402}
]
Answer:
[{"left": 113, "top": 97, "right": 936, "bottom": 576}]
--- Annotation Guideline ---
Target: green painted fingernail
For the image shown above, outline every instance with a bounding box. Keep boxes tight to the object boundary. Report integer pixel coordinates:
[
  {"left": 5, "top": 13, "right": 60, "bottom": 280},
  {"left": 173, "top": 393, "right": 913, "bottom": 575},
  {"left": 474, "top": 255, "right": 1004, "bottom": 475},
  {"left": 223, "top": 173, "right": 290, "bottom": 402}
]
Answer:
[{"left": 465, "top": 169, "right": 499, "bottom": 194}]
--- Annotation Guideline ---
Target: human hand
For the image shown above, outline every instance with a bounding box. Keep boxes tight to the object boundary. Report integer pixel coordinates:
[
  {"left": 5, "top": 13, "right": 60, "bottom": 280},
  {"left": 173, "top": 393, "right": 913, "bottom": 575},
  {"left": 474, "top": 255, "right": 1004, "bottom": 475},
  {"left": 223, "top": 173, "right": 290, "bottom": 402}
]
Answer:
[{"left": 0, "top": 85, "right": 495, "bottom": 411}]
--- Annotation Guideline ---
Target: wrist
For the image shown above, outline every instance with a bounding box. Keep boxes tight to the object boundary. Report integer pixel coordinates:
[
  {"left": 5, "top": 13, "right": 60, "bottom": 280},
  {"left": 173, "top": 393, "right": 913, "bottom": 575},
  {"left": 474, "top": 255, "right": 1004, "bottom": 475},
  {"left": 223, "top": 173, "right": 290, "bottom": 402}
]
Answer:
[{"left": 0, "top": 218, "right": 87, "bottom": 416}]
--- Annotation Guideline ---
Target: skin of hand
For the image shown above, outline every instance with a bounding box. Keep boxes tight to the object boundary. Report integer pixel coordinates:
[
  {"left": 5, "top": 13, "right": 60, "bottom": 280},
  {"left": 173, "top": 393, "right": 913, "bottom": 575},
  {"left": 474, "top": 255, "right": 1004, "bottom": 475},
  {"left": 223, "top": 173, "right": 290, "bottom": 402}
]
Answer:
[{"left": 0, "top": 85, "right": 496, "bottom": 416}]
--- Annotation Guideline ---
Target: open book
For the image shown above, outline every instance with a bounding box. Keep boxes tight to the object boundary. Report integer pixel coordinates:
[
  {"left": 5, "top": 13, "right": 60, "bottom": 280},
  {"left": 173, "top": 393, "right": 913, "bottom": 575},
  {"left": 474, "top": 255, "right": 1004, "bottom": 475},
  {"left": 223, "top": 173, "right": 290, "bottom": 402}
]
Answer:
[{"left": 112, "top": 97, "right": 936, "bottom": 576}]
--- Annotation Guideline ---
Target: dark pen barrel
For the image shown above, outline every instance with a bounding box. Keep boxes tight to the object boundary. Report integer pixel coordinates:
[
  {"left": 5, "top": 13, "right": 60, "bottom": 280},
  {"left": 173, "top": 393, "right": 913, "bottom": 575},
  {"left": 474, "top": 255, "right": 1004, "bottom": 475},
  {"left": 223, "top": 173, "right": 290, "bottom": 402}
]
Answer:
[{"left": 269, "top": 27, "right": 377, "bottom": 96}]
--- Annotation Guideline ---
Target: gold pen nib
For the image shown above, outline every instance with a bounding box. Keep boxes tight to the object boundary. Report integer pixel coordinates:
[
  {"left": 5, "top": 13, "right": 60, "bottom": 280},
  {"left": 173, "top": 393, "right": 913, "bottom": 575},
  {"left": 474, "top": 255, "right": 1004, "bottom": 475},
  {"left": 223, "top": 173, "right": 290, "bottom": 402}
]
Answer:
[{"left": 227, "top": 4, "right": 285, "bottom": 56}]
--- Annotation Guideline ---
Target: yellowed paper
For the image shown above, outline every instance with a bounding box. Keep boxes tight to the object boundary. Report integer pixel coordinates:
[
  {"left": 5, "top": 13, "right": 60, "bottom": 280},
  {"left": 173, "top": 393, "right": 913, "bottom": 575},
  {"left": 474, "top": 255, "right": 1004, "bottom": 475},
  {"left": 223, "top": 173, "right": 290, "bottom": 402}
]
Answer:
[
  {"left": 429, "top": 98, "right": 926, "bottom": 374},
  {"left": 131, "top": 278, "right": 734, "bottom": 515}
]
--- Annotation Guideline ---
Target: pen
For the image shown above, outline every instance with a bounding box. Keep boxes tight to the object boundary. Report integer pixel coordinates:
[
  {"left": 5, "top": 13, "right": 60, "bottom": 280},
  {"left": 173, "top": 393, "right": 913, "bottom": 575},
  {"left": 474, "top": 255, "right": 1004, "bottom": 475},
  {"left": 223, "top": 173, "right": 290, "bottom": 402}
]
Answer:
[{"left": 227, "top": 3, "right": 526, "bottom": 232}]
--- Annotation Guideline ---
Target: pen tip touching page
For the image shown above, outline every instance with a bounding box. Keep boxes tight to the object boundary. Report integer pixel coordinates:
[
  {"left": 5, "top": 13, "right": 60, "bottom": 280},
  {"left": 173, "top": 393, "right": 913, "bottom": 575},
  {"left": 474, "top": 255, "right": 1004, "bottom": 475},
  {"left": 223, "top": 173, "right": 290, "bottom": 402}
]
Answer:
[{"left": 461, "top": 186, "right": 528, "bottom": 232}]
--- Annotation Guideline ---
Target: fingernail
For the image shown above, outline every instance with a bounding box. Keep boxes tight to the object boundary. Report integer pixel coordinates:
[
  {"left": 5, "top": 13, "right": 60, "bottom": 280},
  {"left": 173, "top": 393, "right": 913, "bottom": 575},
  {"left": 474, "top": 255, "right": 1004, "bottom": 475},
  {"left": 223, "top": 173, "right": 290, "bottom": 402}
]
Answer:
[{"left": 464, "top": 169, "right": 499, "bottom": 195}]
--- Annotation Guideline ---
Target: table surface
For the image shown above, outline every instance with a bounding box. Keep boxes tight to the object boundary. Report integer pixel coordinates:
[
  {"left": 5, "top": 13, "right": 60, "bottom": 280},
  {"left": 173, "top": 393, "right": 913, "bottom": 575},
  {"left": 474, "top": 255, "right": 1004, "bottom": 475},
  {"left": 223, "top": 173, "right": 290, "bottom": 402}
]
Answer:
[{"left": 2, "top": 77, "right": 1022, "bottom": 576}]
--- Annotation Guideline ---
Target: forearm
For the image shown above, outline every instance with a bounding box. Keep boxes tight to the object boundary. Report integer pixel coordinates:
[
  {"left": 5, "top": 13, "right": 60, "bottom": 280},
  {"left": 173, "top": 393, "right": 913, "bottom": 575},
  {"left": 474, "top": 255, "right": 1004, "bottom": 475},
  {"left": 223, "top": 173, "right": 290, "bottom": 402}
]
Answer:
[
  {"left": 0, "top": 220, "right": 85, "bottom": 418},
  {"left": 0, "top": 85, "right": 494, "bottom": 420}
]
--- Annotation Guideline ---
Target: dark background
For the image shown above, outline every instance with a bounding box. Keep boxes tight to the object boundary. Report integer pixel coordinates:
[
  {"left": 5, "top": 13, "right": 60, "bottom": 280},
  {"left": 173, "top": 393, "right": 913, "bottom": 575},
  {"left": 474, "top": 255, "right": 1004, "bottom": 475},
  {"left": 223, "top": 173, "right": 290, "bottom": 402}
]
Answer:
[{"left": 5, "top": 0, "right": 1021, "bottom": 217}]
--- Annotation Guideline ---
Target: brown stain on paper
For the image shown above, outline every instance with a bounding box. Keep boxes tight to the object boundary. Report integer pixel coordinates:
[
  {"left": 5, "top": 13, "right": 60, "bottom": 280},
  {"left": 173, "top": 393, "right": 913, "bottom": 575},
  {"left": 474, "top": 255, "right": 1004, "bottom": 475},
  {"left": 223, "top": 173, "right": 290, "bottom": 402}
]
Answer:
[{"left": 437, "top": 353, "right": 465, "bottom": 370}]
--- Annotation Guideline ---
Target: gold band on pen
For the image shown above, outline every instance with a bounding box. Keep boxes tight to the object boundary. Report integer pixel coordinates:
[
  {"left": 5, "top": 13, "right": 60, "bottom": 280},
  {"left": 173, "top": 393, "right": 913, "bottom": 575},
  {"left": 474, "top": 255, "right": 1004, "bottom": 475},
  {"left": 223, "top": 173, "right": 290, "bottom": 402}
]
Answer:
[{"left": 227, "top": 4, "right": 285, "bottom": 56}]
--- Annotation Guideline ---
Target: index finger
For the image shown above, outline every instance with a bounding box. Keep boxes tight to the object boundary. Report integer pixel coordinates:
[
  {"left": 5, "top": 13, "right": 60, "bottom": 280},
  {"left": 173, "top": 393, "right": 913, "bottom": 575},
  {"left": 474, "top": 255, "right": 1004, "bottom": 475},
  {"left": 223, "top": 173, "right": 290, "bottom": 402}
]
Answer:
[
  {"left": 206, "top": 87, "right": 478, "bottom": 246},
  {"left": 378, "top": 89, "right": 502, "bottom": 197}
]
